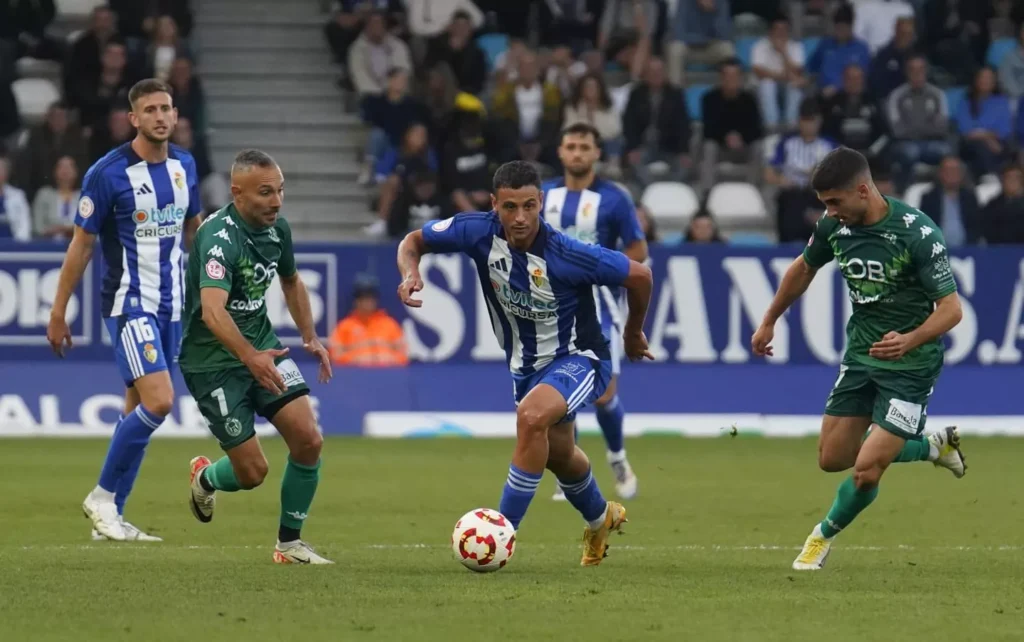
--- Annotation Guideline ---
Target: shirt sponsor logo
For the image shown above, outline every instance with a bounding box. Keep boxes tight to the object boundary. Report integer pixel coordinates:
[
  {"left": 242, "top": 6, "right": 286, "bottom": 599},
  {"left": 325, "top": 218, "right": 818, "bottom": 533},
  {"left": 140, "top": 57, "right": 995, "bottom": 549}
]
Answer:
[
  {"left": 228, "top": 298, "right": 264, "bottom": 312},
  {"left": 135, "top": 223, "right": 183, "bottom": 239},
  {"left": 132, "top": 204, "right": 187, "bottom": 226}
]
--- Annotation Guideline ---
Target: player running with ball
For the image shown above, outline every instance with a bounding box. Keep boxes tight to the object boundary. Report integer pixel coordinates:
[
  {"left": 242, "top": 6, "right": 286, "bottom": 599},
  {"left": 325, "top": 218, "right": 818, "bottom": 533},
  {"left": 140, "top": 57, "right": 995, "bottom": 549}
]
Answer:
[
  {"left": 751, "top": 148, "right": 967, "bottom": 571},
  {"left": 397, "top": 161, "right": 654, "bottom": 566}
]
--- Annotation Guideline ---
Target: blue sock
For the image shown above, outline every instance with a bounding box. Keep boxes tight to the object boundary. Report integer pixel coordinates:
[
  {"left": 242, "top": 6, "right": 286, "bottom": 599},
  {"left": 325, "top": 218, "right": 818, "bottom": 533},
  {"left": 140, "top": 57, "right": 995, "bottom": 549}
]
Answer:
[
  {"left": 114, "top": 415, "right": 147, "bottom": 515},
  {"left": 97, "top": 405, "right": 164, "bottom": 494},
  {"left": 499, "top": 464, "right": 542, "bottom": 530},
  {"left": 596, "top": 396, "right": 625, "bottom": 454},
  {"left": 557, "top": 467, "right": 608, "bottom": 525}
]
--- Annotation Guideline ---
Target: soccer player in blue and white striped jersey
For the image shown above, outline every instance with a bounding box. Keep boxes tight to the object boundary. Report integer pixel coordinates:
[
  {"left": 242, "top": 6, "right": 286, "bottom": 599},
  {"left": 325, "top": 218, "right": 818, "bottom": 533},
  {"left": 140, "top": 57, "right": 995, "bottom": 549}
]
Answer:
[
  {"left": 47, "top": 79, "right": 203, "bottom": 542},
  {"left": 397, "top": 161, "right": 654, "bottom": 566},
  {"left": 542, "top": 123, "right": 647, "bottom": 502}
]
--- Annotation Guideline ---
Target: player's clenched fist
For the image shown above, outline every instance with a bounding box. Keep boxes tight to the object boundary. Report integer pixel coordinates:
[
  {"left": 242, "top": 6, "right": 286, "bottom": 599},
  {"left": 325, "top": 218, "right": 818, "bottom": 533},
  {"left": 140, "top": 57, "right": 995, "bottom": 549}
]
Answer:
[
  {"left": 398, "top": 273, "right": 424, "bottom": 307},
  {"left": 751, "top": 323, "right": 775, "bottom": 357},
  {"left": 623, "top": 330, "right": 654, "bottom": 362},
  {"left": 243, "top": 347, "right": 290, "bottom": 395}
]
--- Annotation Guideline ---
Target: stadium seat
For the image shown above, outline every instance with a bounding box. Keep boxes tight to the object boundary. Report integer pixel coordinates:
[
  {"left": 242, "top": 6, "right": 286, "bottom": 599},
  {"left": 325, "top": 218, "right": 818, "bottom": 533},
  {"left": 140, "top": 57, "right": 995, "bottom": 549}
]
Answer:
[
  {"left": 54, "top": 0, "right": 104, "bottom": 18},
  {"left": 945, "top": 86, "right": 967, "bottom": 112},
  {"left": 902, "top": 182, "right": 933, "bottom": 209},
  {"left": 986, "top": 38, "right": 1017, "bottom": 68},
  {"left": 735, "top": 37, "right": 759, "bottom": 70},
  {"left": 641, "top": 182, "right": 700, "bottom": 230},
  {"left": 977, "top": 181, "right": 1002, "bottom": 206},
  {"left": 11, "top": 78, "right": 60, "bottom": 123},
  {"left": 706, "top": 182, "right": 769, "bottom": 227},
  {"left": 802, "top": 37, "right": 822, "bottom": 60},
  {"left": 14, "top": 57, "right": 62, "bottom": 79},
  {"left": 476, "top": 34, "right": 509, "bottom": 71},
  {"left": 686, "top": 85, "right": 711, "bottom": 120}
]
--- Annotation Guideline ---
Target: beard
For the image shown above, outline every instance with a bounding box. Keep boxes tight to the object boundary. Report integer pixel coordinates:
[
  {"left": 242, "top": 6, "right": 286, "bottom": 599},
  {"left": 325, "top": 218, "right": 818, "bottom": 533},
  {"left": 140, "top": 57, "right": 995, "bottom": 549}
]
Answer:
[{"left": 566, "top": 162, "right": 594, "bottom": 178}]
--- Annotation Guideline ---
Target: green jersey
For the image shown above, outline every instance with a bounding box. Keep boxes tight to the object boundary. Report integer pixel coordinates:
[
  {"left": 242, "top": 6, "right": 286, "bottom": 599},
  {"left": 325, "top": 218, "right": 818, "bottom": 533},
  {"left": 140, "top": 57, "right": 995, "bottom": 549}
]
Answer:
[
  {"left": 803, "top": 197, "right": 957, "bottom": 371},
  {"left": 179, "top": 203, "right": 297, "bottom": 373}
]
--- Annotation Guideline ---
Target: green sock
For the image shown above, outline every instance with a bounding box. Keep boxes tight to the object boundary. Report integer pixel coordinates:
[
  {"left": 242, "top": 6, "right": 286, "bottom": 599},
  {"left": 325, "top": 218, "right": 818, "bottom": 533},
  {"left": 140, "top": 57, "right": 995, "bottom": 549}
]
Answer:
[
  {"left": 280, "top": 457, "right": 321, "bottom": 531},
  {"left": 819, "top": 476, "right": 879, "bottom": 538},
  {"left": 891, "top": 435, "right": 932, "bottom": 463},
  {"left": 202, "top": 456, "right": 242, "bottom": 492}
]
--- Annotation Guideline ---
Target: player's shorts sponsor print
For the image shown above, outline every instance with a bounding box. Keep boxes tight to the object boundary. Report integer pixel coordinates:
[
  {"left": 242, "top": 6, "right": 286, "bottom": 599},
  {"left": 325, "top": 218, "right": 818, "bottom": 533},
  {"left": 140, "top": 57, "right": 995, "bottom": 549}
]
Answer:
[
  {"left": 183, "top": 355, "right": 309, "bottom": 450},
  {"left": 512, "top": 354, "right": 612, "bottom": 424},
  {"left": 824, "top": 360, "right": 939, "bottom": 438},
  {"left": 103, "top": 314, "right": 181, "bottom": 385}
]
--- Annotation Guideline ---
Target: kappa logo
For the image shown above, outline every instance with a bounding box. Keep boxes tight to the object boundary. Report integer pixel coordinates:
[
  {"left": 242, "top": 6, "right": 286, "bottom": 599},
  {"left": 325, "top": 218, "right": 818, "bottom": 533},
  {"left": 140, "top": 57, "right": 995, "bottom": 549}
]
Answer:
[
  {"left": 920, "top": 226, "right": 933, "bottom": 238},
  {"left": 286, "top": 510, "right": 308, "bottom": 521},
  {"left": 214, "top": 228, "right": 231, "bottom": 243},
  {"left": 931, "top": 242, "right": 945, "bottom": 257},
  {"left": 224, "top": 217, "right": 236, "bottom": 227},
  {"left": 837, "top": 226, "right": 851, "bottom": 236},
  {"left": 268, "top": 227, "right": 279, "bottom": 243},
  {"left": 207, "top": 245, "right": 225, "bottom": 259},
  {"left": 903, "top": 213, "right": 918, "bottom": 228}
]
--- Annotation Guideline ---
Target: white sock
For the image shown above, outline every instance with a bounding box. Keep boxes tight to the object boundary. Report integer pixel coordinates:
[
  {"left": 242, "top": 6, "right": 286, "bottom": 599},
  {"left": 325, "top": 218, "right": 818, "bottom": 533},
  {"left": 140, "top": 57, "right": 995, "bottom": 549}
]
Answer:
[
  {"left": 90, "top": 486, "right": 115, "bottom": 503},
  {"left": 587, "top": 505, "right": 609, "bottom": 530},
  {"left": 607, "top": 449, "right": 627, "bottom": 464},
  {"left": 928, "top": 443, "right": 940, "bottom": 461}
]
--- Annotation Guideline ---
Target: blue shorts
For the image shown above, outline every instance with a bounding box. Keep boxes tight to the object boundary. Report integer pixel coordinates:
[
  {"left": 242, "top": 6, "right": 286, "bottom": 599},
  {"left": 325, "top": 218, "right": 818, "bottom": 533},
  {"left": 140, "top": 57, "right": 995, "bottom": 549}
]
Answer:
[
  {"left": 512, "top": 355, "right": 612, "bottom": 425},
  {"left": 103, "top": 314, "right": 182, "bottom": 387}
]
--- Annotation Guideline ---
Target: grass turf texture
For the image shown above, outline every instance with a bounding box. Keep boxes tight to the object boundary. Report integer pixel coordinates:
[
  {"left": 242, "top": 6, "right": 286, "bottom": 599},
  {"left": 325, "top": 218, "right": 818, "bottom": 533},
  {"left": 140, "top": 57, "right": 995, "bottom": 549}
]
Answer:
[{"left": 1, "top": 436, "right": 1022, "bottom": 641}]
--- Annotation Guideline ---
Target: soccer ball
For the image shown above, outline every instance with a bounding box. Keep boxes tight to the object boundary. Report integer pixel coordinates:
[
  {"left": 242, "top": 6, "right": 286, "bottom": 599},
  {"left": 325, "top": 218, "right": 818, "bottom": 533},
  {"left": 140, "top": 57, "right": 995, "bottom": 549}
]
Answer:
[{"left": 451, "top": 508, "right": 516, "bottom": 572}]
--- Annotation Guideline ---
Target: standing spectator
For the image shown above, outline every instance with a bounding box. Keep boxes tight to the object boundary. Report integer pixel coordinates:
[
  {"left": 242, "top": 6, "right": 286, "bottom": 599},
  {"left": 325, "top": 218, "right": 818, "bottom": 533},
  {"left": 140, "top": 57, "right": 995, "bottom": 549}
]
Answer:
[
  {"left": 539, "top": 0, "right": 604, "bottom": 51},
  {"left": 700, "top": 59, "right": 764, "bottom": 193},
  {"left": 11, "top": 102, "right": 87, "bottom": 201},
  {"left": 869, "top": 16, "right": 918, "bottom": 100},
  {"left": 442, "top": 109, "right": 492, "bottom": 213},
  {"left": 919, "top": 155, "right": 982, "bottom": 246},
  {"left": 369, "top": 123, "right": 438, "bottom": 236},
  {"left": 752, "top": 15, "right": 807, "bottom": 129},
  {"left": 491, "top": 51, "right": 564, "bottom": 164},
  {"left": 329, "top": 275, "right": 408, "bottom": 367},
  {"left": 0, "top": 157, "right": 31, "bottom": 242},
  {"left": 324, "top": 1, "right": 406, "bottom": 66},
  {"left": 820, "top": 64, "right": 887, "bottom": 156},
  {"left": 64, "top": 5, "right": 120, "bottom": 103},
  {"left": 598, "top": 0, "right": 660, "bottom": 79},
  {"left": 765, "top": 99, "right": 837, "bottom": 242},
  {"left": 403, "top": 0, "right": 484, "bottom": 41},
  {"left": 75, "top": 40, "right": 133, "bottom": 131},
  {"left": 981, "top": 164, "right": 1024, "bottom": 243},
  {"left": 424, "top": 11, "right": 488, "bottom": 95},
  {"left": 563, "top": 72, "right": 625, "bottom": 163},
  {"left": 955, "top": 66, "right": 1012, "bottom": 179},
  {"left": 142, "top": 15, "right": 191, "bottom": 82},
  {"left": 359, "top": 68, "right": 428, "bottom": 184},
  {"left": 852, "top": 0, "right": 915, "bottom": 54},
  {"left": 348, "top": 11, "right": 413, "bottom": 102},
  {"left": 31, "top": 155, "right": 80, "bottom": 241},
  {"left": 887, "top": 55, "right": 953, "bottom": 187},
  {"left": 668, "top": 0, "right": 735, "bottom": 87},
  {"left": 922, "top": 0, "right": 986, "bottom": 85},
  {"left": 998, "top": 23, "right": 1024, "bottom": 100},
  {"left": 623, "top": 57, "right": 692, "bottom": 187},
  {"left": 168, "top": 57, "right": 206, "bottom": 136},
  {"left": 807, "top": 3, "right": 872, "bottom": 97},
  {"left": 88, "top": 107, "right": 133, "bottom": 165},
  {"left": 422, "top": 63, "right": 460, "bottom": 152}
]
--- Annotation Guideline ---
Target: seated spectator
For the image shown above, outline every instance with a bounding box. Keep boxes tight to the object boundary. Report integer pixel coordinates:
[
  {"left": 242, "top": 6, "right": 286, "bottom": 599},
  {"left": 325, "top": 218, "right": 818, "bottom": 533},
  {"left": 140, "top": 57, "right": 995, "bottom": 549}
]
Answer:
[
  {"left": 752, "top": 15, "right": 807, "bottom": 129},
  {"left": 765, "top": 98, "right": 837, "bottom": 242},
  {"left": 168, "top": 57, "right": 206, "bottom": 136},
  {"left": 0, "top": 157, "right": 32, "bottom": 241},
  {"left": 108, "top": 0, "right": 194, "bottom": 41},
  {"left": 668, "top": 0, "right": 735, "bottom": 87},
  {"left": 491, "top": 51, "right": 563, "bottom": 165},
  {"left": 0, "top": 0, "right": 63, "bottom": 62},
  {"left": 89, "top": 107, "right": 134, "bottom": 165},
  {"left": 360, "top": 68, "right": 428, "bottom": 184},
  {"left": 404, "top": 0, "right": 483, "bottom": 41},
  {"left": 955, "top": 67, "right": 1012, "bottom": 179},
  {"left": 922, "top": 0, "right": 985, "bottom": 85},
  {"left": 599, "top": 0, "right": 659, "bottom": 79},
  {"left": 920, "top": 155, "right": 982, "bottom": 246},
  {"left": 11, "top": 102, "right": 87, "bottom": 201},
  {"left": 685, "top": 212, "right": 722, "bottom": 243},
  {"left": 329, "top": 275, "right": 408, "bottom": 367},
  {"left": 852, "top": 0, "right": 914, "bottom": 54},
  {"left": 64, "top": 5, "right": 120, "bottom": 103},
  {"left": 563, "top": 72, "right": 624, "bottom": 165},
  {"left": 998, "top": 23, "right": 1024, "bottom": 100},
  {"left": 988, "top": 0, "right": 1018, "bottom": 41},
  {"left": 76, "top": 41, "right": 134, "bottom": 131},
  {"left": 981, "top": 164, "right": 1024, "bottom": 243},
  {"left": 492, "top": 38, "right": 528, "bottom": 84},
  {"left": 807, "top": 3, "right": 871, "bottom": 97},
  {"left": 324, "top": 1, "right": 406, "bottom": 66},
  {"left": 348, "top": 11, "right": 413, "bottom": 103},
  {"left": 869, "top": 16, "right": 918, "bottom": 100},
  {"left": 171, "top": 117, "right": 228, "bottom": 212},
  {"left": 32, "top": 155, "right": 79, "bottom": 241},
  {"left": 887, "top": 55, "right": 953, "bottom": 188},
  {"left": 545, "top": 46, "right": 588, "bottom": 101},
  {"left": 387, "top": 167, "right": 451, "bottom": 238},
  {"left": 143, "top": 15, "right": 192, "bottom": 82},
  {"left": 539, "top": 0, "right": 604, "bottom": 51},
  {"left": 368, "top": 123, "right": 438, "bottom": 236},
  {"left": 623, "top": 57, "right": 692, "bottom": 187},
  {"left": 424, "top": 10, "right": 487, "bottom": 96},
  {"left": 820, "top": 64, "right": 887, "bottom": 156},
  {"left": 700, "top": 59, "right": 764, "bottom": 193},
  {"left": 443, "top": 107, "right": 493, "bottom": 214}
]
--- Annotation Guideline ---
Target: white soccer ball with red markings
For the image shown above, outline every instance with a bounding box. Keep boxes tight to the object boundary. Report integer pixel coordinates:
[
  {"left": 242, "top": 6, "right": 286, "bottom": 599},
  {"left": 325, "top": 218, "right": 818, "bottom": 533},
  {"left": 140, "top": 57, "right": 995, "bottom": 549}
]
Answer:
[{"left": 451, "top": 508, "right": 517, "bottom": 573}]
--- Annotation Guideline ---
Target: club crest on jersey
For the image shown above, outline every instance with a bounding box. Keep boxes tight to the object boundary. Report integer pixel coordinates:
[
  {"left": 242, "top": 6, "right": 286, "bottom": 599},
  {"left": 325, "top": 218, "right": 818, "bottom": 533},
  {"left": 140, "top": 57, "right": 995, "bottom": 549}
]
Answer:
[
  {"left": 531, "top": 268, "right": 546, "bottom": 288},
  {"left": 205, "top": 258, "right": 225, "bottom": 280},
  {"left": 143, "top": 342, "right": 158, "bottom": 364},
  {"left": 174, "top": 172, "right": 185, "bottom": 190},
  {"left": 581, "top": 202, "right": 594, "bottom": 218},
  {"left": 78, "top": 196, "right": 94, "bottom": 218}
]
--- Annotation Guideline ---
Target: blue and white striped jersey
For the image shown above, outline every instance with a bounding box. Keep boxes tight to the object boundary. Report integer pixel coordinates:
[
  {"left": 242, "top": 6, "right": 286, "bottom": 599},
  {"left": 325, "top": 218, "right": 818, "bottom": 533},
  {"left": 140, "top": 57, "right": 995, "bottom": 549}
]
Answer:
[
  {"left": 421, "top": 212, "right": 631, "bottom": 375},
  {"left": 75, "top": 143, "right": 202, "bottom": 320}
]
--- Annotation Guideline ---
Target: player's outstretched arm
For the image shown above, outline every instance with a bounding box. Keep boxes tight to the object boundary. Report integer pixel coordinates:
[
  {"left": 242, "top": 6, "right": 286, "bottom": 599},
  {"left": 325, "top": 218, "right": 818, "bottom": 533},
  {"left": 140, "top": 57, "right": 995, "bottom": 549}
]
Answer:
[
  {"left": 200, "top": 287, "right": 289, "bottom": 394},
  {"left": 279, "top": 271, "right": 332, "bottom": 383},
  {"left": 621, "top": 260, "right": 655, "bottom": 361},
  {"left": 397, "top": 229, "right": 428, "bottom": 307},
  {"left": 870, "top": 292, "right": 963, "bottom": 361},
  {"left": 752, "top": 257, "right": 818, "bottom": 358},
  {"left": 46, "top": 226, "right": 96, "bottom": 356}
]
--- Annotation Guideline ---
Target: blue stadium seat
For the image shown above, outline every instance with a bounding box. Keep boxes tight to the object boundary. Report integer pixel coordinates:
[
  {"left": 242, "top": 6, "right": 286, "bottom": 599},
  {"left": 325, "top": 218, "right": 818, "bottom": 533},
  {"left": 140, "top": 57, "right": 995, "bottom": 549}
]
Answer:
[
  {"left": 802, "top": 37, "right": 821, "bottom": 61},
  {"left": 476, "top": 33, "right": 509, "bottom": 71},
  {"left": 686, "top": 85, "right": 711, "bottom": 120},
  {"left": 986, "top": 38, "right": 1017, "bottom": 68},
  {"left": 945, "top": 86, "right": 967, "bottom": 112},
  {"left": 735, "top": 36, "right": 759, "bottom": 70}
]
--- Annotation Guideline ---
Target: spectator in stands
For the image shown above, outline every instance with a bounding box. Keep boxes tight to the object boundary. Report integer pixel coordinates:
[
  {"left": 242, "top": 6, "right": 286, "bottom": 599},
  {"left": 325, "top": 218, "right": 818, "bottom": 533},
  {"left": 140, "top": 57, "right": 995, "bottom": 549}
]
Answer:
[
  {"left": 887, "top": 54, "right": 953, "bottom": 188},
  {"left": 869, "top": 16, "right": 918, "bottom": 100},
  {"left": 700, "top": 59, "right": 764, "bottom": 194},
  {"left": 88, "top": 107, "right": 132, "bottom": 165},
  {"left": 142, "top": 15, "right": 192, "bottom": 83},
  {"left": 0, "top": 156, "right": 31, "bottom": 242},
  {"left": 998, "top": 23, "right": 1024, "bottom": 100},
  {"left": 955, "top": 66, "right": 1012, "bottom": 179},
  {"left": 171, "top": 117, "right": 228, "bottom": 212},
  {"left": 807, "top": 3, "right": 871, "bottom": 97},
  {"left": 329, "top": 274, "right": 408, "bottom": 367},
  {"left": 981, "top": 163, "right": 1024, "bottom": 243},
  {"left": 623, "top": 57, "right": 692, "bottom": 187},
  {"left": 539, "top": 0, "right": 604, "bottom": 51},
  {"left": 387, "top": 167, "right": 451, "bottom": 237},
  {"left": 108, "top": 0, "right": 193, "bottom": 41},
  {"left": 751, "top": 15, "right": 807, "bottom": 129},
  {"left": 11, "top": 102, "right": 87, "bottom": 202},
  {"left": 359, "top": 68, "right": 428, "bottom": 184},
  {"left": 599, "top": 0, "right": 659, "bottom": 80},
  {"left": 922, "top": 0, "right": 985, "bottom": 85},
  {"left": 545, "top": 45, "right": 588, "bottom": 101},
  {"left": 668, "top": 0, "right": 735, "bottom": 87},
  {"left": 168, "top": 57, "right": 205, "bottom": 136},
  {"left": 920, "top": 155, "right": 982, "bottom": 246},
  {"left": 423, "top": 63, "right": 461, "bottom": 153},
  {"left": 425, "top": 10, "right": 488, "bottom": 96},
  {"left": 0, "top": 0, "right": 62, "bottom": 63},
  {"left": 324, "top": 1, "right": 407, "bottom": 67},
  {"left": 685, "top": 212, "right": 722, "bottom": 243},
  {"left": 76, "top": 40, "right": 133, "bottom": 131},
  {"left": 730, "top": 0, "right": 783, "bottom": 23},
  {"left": 443, "top": 107, "right": 493, "bottom": 213},
  {"left": 765, "top": 98, "right": 837, "bottom": 242},
  {"left": 563, "top": 72, "right": 624, "bottom": 166},
  {"left": 369, "top": 123, "right": 438, "bottom": 236},
  {"left": 348, "top": 11, "right": 413, "bottom": 102},
  {"left": 493, "top": 38, "right": 528, "bottom": 84},
  {"left": 988, "top": 0, "right": 1018, "bottom": 41},
  {"left": 404, "top": 0, "right": 484, "bottom": 43},
  {"left": 636, "top": 203, "right": 658, "bottom": 243},
  {"left": 31, "top": 155, "right": 79, "bottom": 241},
  {"left": 491, "top": 50, "right": 563, "bottom": 165},
  {"left": 64, "top": 5, "right": 120, "bottom": 105},
  {"left": 820, "top": 64, "right": 887, "bottom": 156},
  {"left": 852, "top": 0, "right": 915, "bottom": 54}
]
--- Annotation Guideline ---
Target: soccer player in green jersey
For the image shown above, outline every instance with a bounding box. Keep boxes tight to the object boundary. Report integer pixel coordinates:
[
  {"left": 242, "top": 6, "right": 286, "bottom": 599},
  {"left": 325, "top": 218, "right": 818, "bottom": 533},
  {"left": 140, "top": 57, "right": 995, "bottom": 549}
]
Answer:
[
  {"left": 751, "top": 147, "right": 968, "bottom": 571},
  {"left": 179, "top": 149, "right": 334, "bottom": 564}
]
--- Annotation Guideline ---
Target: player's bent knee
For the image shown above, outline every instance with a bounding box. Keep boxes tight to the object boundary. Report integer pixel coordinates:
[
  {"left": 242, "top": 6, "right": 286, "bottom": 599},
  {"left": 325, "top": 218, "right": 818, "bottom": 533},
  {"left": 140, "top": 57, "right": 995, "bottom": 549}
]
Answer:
[
  {"left": 516, "top": 405, "right": 550, "bottom": 438},
  {"left": 852, "top": 464, "right": 882, "bottom": 491},
  {"left": 289, "top": 428, "right": 323, "bottom": 465},
  {"left": 236, "top": 458, "right": 269, "bottom": 490},
  {"left": 818, "top": 448, "right": 854, "bottom": 473}
]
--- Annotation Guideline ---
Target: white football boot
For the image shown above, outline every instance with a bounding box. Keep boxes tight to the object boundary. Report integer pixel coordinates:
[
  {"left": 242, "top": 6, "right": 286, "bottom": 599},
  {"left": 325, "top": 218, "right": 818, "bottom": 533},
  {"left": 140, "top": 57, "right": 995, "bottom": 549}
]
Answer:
[
  {"left": 188, "top": 456, "right": 216, "bottom": 523},
  {"left": 608, "top": 451, "right": 638, "bottom": 500},
  {"left": 92, "top": 519, "right": 163, "bottom": 542},
  {"left": 792, "top": 523, "right": 834, "bottom": 571},
  {"left": 273, "top": 540, "right": 334, "bottom": 565},
  {"left": 83, "top": 489, "right": 127, "bottom": 541},
  {"left": 927, "top": 426, "right": 967, "bottom": 478}
]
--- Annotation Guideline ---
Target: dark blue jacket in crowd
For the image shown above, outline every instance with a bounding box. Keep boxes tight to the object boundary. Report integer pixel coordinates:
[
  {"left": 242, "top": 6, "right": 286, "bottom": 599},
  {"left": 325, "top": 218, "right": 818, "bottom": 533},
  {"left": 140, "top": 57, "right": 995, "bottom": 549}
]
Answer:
[{"left": 362, "top": 95, "right": 430, "bottom": 145}]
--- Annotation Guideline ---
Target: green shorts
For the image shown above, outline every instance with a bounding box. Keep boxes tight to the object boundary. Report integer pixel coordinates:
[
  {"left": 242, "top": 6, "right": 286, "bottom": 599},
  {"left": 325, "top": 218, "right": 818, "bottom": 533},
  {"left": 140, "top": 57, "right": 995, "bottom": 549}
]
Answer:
[
  {"left": 182, "top": 356, "right": 310, "bottom": 450},
  {"left": 824, "top": 359, "right": 941, "bottom": 439}
]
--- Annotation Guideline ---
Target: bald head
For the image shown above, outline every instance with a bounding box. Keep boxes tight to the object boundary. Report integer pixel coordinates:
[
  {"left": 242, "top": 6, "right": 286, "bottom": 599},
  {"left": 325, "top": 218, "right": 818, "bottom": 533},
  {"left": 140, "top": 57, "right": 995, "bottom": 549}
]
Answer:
[{"left": 230, "top": 149, "right": 283, "bottom": 227}]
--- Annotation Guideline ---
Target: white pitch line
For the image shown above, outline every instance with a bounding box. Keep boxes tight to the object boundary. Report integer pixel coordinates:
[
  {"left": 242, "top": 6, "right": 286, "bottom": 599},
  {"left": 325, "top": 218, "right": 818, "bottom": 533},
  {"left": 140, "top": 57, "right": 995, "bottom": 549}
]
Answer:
[{"left": 10, "top": 544, "right": 1024, "bottom": 552}]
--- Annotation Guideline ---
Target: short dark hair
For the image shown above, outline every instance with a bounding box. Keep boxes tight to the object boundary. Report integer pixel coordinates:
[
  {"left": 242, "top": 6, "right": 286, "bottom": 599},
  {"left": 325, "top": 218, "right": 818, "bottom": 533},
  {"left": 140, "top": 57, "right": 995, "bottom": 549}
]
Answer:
[
  {"left": 231, "top": 148, "right": 278, "bottom": 174},
  {"left": 834, "top": 2, "right": 854, "bottom": 25},
  {"left": 718, "top": 57, "right": 743, "bottom": 73},
  {"left": 492, "top": 161, "right": 541, "bottom": 193},
  {"left": 560, "top": 122, "right": 602, "bottom": 146},
  {"left": 798, "top": 96, "right": 821, "bottom": 120},
  {"left": 810, "top": 147, "right": 870, "bottom": 192},
  {"left": 128, "top": 79, "right": 172, "bottom": 108}
]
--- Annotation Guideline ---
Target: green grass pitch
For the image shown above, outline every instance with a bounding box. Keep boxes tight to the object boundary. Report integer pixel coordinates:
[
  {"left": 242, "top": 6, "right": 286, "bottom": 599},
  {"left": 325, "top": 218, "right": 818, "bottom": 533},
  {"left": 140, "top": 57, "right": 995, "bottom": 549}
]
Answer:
[{"left": 1, "top": 435, "right": 1022, "bottom": 641}]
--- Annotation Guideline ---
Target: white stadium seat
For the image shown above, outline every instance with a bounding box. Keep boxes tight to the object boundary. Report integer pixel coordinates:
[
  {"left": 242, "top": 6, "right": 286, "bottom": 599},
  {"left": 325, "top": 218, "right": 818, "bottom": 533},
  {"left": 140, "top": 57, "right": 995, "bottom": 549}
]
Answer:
[
  {"left": 54, "top": 0, "right": 104, "bottom": 18},
  {"left": 762, "top": 134, "right": 780, "bottom": 162},
  {"left": 706, "top": 182, "right": 769, "bottom": 227},
  {"left": 11, "top": 78, "right": 60, "bottom": 123},
  {"left": 902, "top": 182, "right": 933, "bottom": 209},
  {"left": 977, "top": 181, "right": 1002, "bottom": 206},
  {"left": 640, "top": 182, "right": 700, "bottom": 230},
  {"left": 15, "top": 57, "right": 62, "bottom": 79}
]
